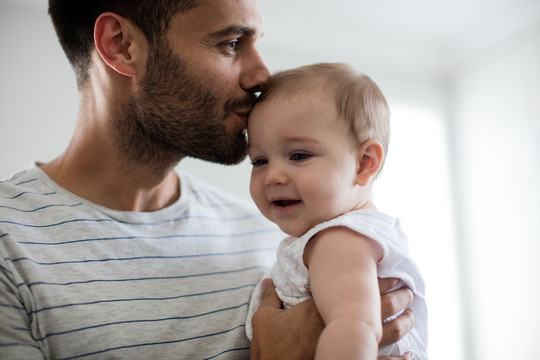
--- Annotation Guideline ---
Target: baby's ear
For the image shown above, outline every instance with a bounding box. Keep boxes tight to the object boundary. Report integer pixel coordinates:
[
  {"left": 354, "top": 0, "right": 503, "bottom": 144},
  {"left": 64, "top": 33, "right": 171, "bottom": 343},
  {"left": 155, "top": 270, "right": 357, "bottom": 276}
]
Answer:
[{"left": 355, "top": 140, "right": 384, "bottom": 186}]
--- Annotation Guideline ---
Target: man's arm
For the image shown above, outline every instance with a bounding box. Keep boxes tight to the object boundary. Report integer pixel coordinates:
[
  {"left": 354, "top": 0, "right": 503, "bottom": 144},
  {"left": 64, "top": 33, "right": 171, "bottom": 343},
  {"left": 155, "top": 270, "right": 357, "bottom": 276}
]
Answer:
[
  {"left": 250, "top": 278, "right": 415, "bottom": 360},
  {"left": 0, "top": 259, "right": 45, "bottom": 359}
]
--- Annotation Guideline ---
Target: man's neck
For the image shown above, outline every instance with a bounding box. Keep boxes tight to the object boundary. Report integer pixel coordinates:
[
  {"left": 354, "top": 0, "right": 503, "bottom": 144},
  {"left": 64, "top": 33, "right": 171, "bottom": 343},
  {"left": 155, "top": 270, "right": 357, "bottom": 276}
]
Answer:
[
  {"left": 41, "top": 119, "right": 182, "bottom": 213},
  {"left": 42, "top": 74, "right": 184, "bottom": 212},
  {"left": 41, "top": 152, "right": 181, "bottom": 212}
]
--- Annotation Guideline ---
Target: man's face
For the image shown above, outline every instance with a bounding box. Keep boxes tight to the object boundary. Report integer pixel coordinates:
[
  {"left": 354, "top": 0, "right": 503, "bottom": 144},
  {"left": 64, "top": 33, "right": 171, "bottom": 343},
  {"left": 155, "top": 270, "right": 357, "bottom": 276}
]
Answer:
[{"left": 118, "top": 0, "right": 270, "bottom": 166}]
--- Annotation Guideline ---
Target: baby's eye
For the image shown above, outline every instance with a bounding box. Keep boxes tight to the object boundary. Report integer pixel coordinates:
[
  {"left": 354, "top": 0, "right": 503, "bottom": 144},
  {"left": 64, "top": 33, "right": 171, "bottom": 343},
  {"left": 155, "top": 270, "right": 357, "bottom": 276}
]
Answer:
[
  {"left": 251, "top": 158, "right": 268, "bottom": 166},
  {"left": 290, "top": 153, "right": 311, "bottom": 162}
]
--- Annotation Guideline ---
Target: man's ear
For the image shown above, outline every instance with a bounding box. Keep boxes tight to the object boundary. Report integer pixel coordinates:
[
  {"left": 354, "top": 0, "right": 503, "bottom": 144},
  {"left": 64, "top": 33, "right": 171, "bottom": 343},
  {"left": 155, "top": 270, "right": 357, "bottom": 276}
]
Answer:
[
  {"left": 355, "top": 140, "right": 384, "bottom": 186},
  {"left": 94, "top": 12, "right": 143, "bottom": 77}
]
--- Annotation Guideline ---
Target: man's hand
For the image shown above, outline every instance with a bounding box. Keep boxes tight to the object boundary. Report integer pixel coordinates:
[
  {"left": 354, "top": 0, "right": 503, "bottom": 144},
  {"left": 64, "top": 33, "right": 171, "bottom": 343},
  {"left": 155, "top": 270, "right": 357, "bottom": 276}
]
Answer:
[
  {"left": 250, "top": 278, "right": 415, "bottom": 360},
  {"left": 379, "top": 352, "right": 416, "bottom": 360},
  {"left": 378, "top": 278, "right": 415, "bottom": 359},
  {"left": 250, "top": 279, "right": 324, "bottom": 360}
]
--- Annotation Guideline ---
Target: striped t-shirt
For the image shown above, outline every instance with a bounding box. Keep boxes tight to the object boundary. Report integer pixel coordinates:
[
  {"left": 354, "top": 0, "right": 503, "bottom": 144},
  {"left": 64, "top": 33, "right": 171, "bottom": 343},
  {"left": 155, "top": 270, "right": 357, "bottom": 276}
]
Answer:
[{"left": 0, "top": 164, "right": 281, "bottom": 360}]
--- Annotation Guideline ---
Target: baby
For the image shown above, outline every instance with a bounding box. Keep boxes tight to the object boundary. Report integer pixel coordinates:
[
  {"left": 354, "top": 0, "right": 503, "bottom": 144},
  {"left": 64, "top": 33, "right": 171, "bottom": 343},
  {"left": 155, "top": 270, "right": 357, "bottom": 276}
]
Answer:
[{"left": 245, "top": 63, "right": 428, "bottom": 359}]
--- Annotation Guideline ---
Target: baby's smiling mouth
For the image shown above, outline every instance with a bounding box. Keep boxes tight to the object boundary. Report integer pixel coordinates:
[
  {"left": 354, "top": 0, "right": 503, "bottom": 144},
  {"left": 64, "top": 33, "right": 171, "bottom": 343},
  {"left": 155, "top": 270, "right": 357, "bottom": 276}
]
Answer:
[{"left": 273, "top": 200, "right": 301, "bottom": 207}]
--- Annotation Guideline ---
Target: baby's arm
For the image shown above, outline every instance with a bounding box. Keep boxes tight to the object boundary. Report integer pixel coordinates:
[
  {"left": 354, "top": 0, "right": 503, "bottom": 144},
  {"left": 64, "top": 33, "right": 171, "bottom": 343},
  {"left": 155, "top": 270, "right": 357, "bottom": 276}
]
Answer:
[{"left": 304, "top": 226, "right": 383, "bottom": 360}]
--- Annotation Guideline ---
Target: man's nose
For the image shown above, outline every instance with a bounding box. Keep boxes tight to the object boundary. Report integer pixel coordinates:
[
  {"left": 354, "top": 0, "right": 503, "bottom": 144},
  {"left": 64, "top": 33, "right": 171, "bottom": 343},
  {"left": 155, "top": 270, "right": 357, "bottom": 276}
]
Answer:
[{"left": 241, "top": 47, "right": 270, "bottom": 93}]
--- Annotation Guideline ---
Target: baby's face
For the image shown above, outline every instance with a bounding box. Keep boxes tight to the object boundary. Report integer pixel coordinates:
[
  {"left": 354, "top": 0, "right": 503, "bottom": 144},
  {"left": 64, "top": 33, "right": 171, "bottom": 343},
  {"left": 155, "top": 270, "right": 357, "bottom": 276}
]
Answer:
[{"left": 247, "top": 94, "right": 363, "bottom": 237}]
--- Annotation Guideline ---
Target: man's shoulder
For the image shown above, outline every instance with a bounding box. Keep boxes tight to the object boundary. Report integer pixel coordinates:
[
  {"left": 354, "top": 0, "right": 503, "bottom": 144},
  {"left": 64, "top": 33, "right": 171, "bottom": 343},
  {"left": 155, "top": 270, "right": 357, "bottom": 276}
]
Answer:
[
  {"left": 0, "top": 165, "right": 77, "bottom": 226},
  {"left": 0, "top": 166, "right": 42, "bottom": 200}
]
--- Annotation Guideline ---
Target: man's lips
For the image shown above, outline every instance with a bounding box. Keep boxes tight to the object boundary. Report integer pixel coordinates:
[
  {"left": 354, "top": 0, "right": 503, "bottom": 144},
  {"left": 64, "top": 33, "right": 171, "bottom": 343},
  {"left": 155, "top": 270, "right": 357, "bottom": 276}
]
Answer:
[{"left": 235, "top": 110, "right": 251, "bottom": 127}]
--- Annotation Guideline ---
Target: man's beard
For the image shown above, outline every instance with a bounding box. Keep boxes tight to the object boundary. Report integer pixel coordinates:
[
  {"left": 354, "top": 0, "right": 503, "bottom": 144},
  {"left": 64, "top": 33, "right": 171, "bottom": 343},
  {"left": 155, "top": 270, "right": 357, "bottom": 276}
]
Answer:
[{"left": 114, "top": 45, "right": 256, "bottom": 171}]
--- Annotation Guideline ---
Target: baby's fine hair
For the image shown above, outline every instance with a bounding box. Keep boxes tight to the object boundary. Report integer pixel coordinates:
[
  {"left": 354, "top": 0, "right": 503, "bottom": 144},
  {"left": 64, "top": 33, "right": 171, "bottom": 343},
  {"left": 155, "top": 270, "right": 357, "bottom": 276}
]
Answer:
[{"left": 258, "top": 63, "right": 390, "bottom": 157}]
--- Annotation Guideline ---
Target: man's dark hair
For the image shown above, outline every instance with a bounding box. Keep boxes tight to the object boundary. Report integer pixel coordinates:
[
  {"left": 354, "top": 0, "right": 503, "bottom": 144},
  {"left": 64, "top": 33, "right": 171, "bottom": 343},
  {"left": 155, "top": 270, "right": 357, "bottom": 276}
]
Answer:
[{"left": 48, "top": 0, "right": 198, "bottom": 87}]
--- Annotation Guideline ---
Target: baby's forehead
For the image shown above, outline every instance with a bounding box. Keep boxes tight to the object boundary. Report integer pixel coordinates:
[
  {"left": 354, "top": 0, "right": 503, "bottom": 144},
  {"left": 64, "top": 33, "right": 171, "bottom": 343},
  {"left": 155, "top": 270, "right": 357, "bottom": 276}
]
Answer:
[
  {"left": 251, "top": 94, "right": 347, "bottom": 133},
  {"left": 258, "top": 85, "right": 334, "bottom": 108}
]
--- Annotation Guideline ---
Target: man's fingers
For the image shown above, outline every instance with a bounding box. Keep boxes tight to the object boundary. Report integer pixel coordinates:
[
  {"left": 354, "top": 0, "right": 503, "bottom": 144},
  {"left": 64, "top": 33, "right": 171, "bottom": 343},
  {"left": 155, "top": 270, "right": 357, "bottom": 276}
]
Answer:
[
  {"left": 380, "top": 286, "right": 413, "bottom": 319},
  {"left": 379, "top": 308, "right": 414, "bottom": 347},
  {"left": 378, "top": 277, "right": 401, "bottom": 294},
  {"left": 258, "top": 278, "right": 282, "bottom": 310},
  {"left": 378, "top": 351, "right": 415, "bottom": 360}
]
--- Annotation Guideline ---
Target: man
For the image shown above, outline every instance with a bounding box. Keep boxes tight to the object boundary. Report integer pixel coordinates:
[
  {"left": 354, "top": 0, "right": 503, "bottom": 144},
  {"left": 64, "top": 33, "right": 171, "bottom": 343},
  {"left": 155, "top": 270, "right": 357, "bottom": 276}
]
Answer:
[{"left": 0, "top": 0, "right": 415, "bottom": 358}]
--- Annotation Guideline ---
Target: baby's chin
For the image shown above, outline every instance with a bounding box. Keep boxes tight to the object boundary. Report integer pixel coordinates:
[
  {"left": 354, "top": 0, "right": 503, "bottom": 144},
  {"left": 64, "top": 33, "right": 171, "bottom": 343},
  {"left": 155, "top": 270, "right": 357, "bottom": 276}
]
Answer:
[{"left": 278, "top": 224, "right": 313, "bottom": 239}]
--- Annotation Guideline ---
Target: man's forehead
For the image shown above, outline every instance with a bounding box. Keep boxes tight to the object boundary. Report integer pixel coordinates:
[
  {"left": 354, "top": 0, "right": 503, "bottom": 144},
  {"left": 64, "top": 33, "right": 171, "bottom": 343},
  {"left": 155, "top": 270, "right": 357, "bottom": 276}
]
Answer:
[{"left": 176, "top": 0, "right": 264, "bottom": 36}]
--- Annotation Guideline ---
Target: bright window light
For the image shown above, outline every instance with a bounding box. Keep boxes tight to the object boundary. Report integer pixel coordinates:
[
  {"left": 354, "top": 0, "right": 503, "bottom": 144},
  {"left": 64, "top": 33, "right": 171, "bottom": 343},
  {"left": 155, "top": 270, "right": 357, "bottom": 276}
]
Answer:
[{"left": 373, "top": 104, "right": 463, "bottom": 360}]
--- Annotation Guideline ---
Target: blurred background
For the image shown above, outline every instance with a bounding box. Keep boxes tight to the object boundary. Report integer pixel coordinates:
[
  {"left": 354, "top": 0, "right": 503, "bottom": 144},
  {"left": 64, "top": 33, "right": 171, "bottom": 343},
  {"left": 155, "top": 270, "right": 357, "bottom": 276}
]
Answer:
[{"left": 1, "top": 0, "right": 539, "bottom": 359}]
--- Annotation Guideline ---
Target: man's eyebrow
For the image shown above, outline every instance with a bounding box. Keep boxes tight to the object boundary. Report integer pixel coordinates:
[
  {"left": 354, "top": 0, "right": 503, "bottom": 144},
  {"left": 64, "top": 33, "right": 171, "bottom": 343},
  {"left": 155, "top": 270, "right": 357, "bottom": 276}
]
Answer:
[{"left": 207, "top": 25, "right": 257, "bottom": 39}]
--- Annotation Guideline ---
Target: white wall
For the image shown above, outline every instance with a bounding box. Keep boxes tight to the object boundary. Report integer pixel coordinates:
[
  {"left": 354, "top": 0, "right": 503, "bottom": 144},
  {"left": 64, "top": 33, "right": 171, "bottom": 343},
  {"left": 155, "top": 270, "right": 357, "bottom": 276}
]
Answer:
[
  {"left": 450, "top": 22, "right": 540, "bottom": 359},
  {"left": 0, "top": 3, "right": 77, "bottom": 178}
]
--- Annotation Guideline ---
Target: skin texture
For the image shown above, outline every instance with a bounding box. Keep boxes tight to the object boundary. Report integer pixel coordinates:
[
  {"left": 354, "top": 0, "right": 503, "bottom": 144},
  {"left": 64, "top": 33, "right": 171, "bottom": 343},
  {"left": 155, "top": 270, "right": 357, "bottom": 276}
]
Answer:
[
  {"left": 248, "top": 89, "right": 392, "bottom": 358},
  {"left": 251, "top": 278, "right": 415, "bottom": 360},
  {"left": 248, "top": 92, "right": 383, "bottom": 237},
  {"left": 42, "top": 0, "right": 269, "bottom": 212},
  {"left": 43, "top": 0, "right": 415, "bottom": 357},
  {"left": 306, "top": 227, "right": 382, "bottom": 359}
]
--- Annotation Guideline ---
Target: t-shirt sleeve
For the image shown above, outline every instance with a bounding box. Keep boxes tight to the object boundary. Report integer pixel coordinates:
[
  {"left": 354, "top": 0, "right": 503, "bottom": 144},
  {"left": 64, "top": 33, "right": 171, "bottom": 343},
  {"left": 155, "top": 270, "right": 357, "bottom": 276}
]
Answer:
[{"left": 0, "top": 254, "right": 46, "bottom": 359}]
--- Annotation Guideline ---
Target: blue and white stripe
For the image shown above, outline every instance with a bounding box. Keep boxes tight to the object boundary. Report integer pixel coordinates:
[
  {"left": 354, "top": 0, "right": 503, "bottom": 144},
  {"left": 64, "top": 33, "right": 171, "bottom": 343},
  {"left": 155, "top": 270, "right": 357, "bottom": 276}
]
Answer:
[{"left": 0, "top": 164, "right": 281, "bottom": 359}]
